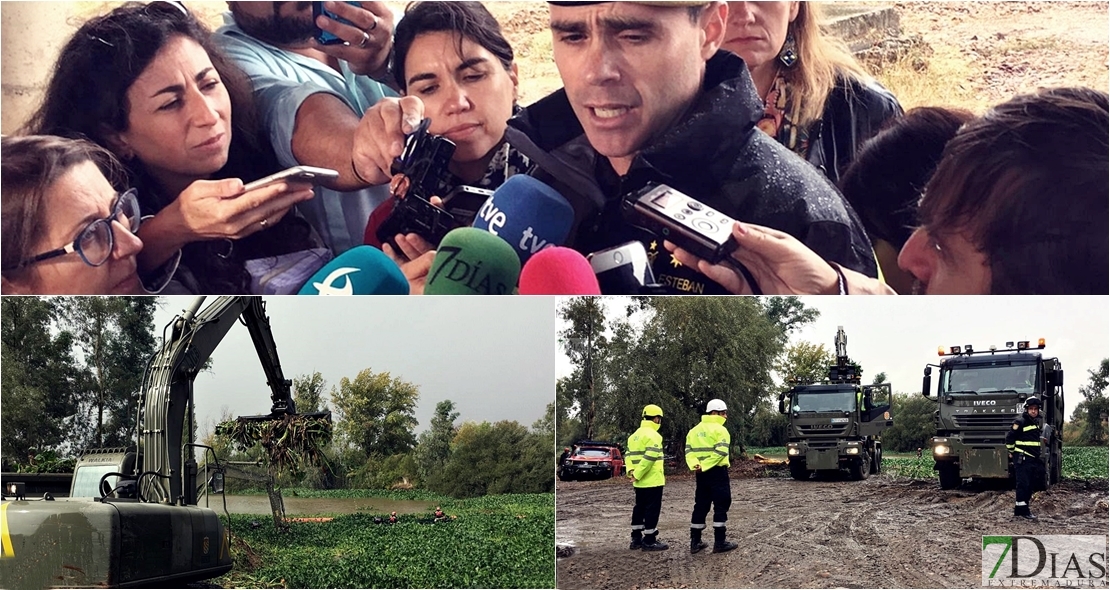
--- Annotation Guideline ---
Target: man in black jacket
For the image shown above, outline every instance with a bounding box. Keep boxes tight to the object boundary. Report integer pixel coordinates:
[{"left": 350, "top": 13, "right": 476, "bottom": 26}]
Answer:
[
  {"left": 1006, "top": 397, "right": 1044, "bottom": 520},
  {"left": 505, "top": 1, "right": 877, "bottom": 294}
]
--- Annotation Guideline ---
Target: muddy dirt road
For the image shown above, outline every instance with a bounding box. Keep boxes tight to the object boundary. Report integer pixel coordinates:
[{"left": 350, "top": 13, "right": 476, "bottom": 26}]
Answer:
[{"left": 556, "top": 470, "right": 1108, "bottom": 589}]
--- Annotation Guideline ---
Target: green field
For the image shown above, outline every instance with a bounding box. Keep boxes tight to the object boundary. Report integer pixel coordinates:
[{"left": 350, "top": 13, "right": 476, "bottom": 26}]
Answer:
[
  {"left": 216, "top": 492, "right": 554, "bottom": 589},
  {"left": 747, "top": 446, "right": 1108, "bottom": 481}
]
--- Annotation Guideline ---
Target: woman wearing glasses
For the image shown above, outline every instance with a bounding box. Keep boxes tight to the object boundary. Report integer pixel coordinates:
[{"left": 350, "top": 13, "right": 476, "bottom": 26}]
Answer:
[
  {"left": 24, "top": 2, "right": 320, "bottom": 294},
  {"left": 1, "top": 135, "right": 154, "bottom": 294}
]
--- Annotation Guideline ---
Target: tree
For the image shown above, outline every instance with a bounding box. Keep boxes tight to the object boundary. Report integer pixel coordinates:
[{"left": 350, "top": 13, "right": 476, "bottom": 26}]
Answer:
[
  {"left": 57, "top": 297, "right": 159, "bottom": 450},
  {"left": 1, "top": 297, "right": 81, "bottom": 461},
  {"left": 881, "top": 393, "right": 937, "bottom": 452},
  {"left": 873, "top": 372, "right": 888, "bottom": 386},
  {"left": 1076, "top": 359, "right": 1108, "bottom": 446},
  {"left": 331, "top": 369, "right": 419, "bottom": 459},
  {"left": 761, "top": 297, "right": 821, "bottom": 344},
  {"left": 413, "top": 399, "right": 459, "bottom": 482},
  {"left": 558, "top": 298, "right": 609, "bottom": 440},
  {"left": 776, "top": 341, "right": 834, "bottom": 385},
  {"left": 293, "top": 371, "right": 329, "bottom": 414},
  {"left": 433, "top": 420, "right": 554, "bottom": 498}
]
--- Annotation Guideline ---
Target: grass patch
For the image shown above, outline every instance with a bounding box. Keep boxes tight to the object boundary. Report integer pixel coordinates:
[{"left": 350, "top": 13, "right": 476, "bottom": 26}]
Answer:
[
  {"left": 233, "top": 487, "right": 452, "bottom": 503},
  {"left": 216, "top": 493, "right": 554, "bottom": 589}
]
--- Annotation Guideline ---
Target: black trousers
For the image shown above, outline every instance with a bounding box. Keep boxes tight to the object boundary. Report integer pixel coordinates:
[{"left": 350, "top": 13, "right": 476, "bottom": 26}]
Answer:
[
  {"left": 631, "top": 485, "right": 664, "bottom": 534},
  {"left": 691, "top": 466, "right": 731, "bottom": 527},
  {"left": 1014, "top": 455, "right": 1041, "bottom": 505}
]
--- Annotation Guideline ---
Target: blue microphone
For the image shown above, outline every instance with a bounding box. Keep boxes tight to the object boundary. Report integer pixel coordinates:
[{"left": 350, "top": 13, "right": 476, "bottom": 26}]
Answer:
[
  {"left": 471, "top": 175, "right": 574, "bottom": 266},
  {"left": 297, "top": 246, "right": 409, "bottom": 295}
]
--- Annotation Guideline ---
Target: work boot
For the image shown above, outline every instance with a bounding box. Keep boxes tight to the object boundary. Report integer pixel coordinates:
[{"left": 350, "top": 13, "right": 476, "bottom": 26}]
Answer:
[
  {"left": 1014, "top": 505, "right": 1038, "bottom": 521},
  {"left": 712, "top": 527, "right": 738, "bottom": 554},
  {"left": 690, "top": 528, "right": 708, "bottom": 554},
  {"left": 642, "top": 533, "right": 669, "bottom": 552},
  {"left": 629, "top": 531, "right": 643, "bottom": 550}
]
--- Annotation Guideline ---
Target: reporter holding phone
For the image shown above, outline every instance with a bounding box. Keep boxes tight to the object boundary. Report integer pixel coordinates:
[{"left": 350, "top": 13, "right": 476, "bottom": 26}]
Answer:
[
  {"left": 353, "top": 2, "right": 534, "bottom": 270},
  {"left": 25, "top": 2, "right": 321, "bottom": 294},
  {"left": 216, "top": 1, "right": 398, "bottom": 255}
]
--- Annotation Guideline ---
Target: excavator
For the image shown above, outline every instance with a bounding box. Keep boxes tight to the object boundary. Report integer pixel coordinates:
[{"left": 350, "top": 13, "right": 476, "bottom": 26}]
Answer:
[{"left": 0, "top": 297, "right": 326, "bottom": 588}]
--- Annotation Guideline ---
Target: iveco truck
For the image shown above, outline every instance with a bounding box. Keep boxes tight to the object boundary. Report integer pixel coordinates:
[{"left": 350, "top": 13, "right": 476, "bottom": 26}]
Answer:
[
  {"left": 922, "top": 339, "right": 1064, "bottom": 490},
  {"left": 779, "top": 327, "right": 894, "bottom": 481}
]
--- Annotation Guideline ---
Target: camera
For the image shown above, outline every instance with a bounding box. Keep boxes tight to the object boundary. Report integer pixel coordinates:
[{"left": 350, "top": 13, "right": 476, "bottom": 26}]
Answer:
[
  {"left": 622, "top": 183, "right": 739, "bottom": 264},
  {"left": 587, "top": 241, "right": 657, "bottom": 295},
  {"left": 376, "top": 119, "right": 463, "bottom": 248},
  {"left": 313, "top": 1, "right": 361, "bottom": 46}
]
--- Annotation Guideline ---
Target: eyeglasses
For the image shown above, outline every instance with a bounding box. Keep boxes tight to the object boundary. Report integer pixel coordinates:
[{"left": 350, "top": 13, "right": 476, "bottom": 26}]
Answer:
[{"left": 7, "top": 189, "right": 141, "bottom": 271}]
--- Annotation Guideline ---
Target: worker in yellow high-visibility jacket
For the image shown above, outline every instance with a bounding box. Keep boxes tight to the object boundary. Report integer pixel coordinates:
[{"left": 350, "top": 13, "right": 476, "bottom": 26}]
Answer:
[
  {"left": 627, "top": 404, "right": 668, "bottom": 551},
  {"left": 685, "top": 399, "right": 737, "bottom": 554}
]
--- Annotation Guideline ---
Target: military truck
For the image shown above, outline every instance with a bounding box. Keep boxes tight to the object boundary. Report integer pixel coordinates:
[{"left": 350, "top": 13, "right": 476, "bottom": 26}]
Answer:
[
  {"left": 0, "top": 297, "right": 326, "bottom": 588},
  {"left": 922, "top": 339, "right": 1064, "bottom": 490},
  {"left": 778, "top": 327, "right": 894, "bottom": 481}
]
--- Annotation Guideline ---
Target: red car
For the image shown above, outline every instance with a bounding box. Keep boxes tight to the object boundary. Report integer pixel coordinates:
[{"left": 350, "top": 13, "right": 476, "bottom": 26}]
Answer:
[{"left": 558, "top": 442, "right": 625, "bottom": 481}]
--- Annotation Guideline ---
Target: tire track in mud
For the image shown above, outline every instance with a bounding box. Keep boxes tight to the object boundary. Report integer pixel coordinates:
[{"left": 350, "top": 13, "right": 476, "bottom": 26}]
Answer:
[{"left": 556, "top": 475, "right": 1109, "bottom": 589}]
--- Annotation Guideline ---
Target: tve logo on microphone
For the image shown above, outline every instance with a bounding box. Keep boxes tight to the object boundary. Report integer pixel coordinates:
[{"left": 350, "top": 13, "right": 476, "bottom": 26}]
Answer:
[
  {"left": 471, "top": 175, "right": 574, "bottom": 266},
  {"left": 475, "top": 200, "right": 554, "bottom": 256}
]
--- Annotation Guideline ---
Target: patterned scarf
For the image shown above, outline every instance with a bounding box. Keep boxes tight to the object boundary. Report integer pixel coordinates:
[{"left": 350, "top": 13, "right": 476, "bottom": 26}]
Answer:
[{"left": 756, "top": 73, "right": 810, "bottom": 157}]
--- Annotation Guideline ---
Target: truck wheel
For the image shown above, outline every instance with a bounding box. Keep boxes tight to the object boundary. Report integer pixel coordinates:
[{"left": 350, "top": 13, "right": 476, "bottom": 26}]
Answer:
[
  {"left": 789, "top": 459, "right": 809, "bottom": 481},
  {"left": 938, "top": 464, "right": 960, "bottom": 490},
  {"left": 849, "top": 454, "right": 869, "bottom": 481}
]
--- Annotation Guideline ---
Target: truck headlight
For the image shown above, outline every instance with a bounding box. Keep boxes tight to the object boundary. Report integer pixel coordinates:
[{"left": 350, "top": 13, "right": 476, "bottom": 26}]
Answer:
[
  {"left": 934, "top": 445, "right": 950, "bottom": 456},
  {"left": 846, "top": 447, "right": 860, "bottom": 455},
  {"left": 601, "top": 461, "right": 611, "bottom": 467},
  {"left": 787, "top": 446, "right": 800, "bottom": 456}
]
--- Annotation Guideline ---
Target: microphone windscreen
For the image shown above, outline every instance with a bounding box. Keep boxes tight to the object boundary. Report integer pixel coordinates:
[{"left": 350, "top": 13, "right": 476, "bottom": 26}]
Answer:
[
  {"left": 471, "top": 175, "right": 574, "bottom": 265},
  {"left": 425, "top": 228, "right": 521, "bottom": 295},
  {"left": 297, "top": 246, "right": 409, "bottom": 295},
  {"left": 519, "top": 247, "right": 601, "bottom": 296}
]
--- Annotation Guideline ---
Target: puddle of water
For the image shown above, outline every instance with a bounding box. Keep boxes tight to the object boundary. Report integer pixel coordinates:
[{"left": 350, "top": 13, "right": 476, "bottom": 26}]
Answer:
[{"left": 203, "top": 495, "right": 434, "bottom": 516}]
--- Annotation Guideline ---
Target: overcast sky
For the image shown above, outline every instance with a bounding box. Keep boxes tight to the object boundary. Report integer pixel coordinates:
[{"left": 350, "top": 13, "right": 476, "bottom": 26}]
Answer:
[
  {"left": 152, "top": 297, "right": 555, "bottom": 440},
  {"left": 555, "top": 297, "right": 1109, "bottom": 420}
]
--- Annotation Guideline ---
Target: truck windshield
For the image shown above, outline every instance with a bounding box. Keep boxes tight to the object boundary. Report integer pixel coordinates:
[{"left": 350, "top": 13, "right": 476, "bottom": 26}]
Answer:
[
  {"left": 71, "top": 465, "right": 119, "bottom": 498},
  {"left": 793, "top": 390, "right": 856, "bottom": 412},
  {"left": 577, "top": 449, "right": 610, "bottom": 458},
  {"left": 942, "top": 364, "right": 1037, "bottom": 394}
]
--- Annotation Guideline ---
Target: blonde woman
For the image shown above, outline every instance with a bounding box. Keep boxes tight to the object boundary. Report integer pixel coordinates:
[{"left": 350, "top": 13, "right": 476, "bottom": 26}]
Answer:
[{"left": 724, "top": 1, "right": 902, "bottom": 183}]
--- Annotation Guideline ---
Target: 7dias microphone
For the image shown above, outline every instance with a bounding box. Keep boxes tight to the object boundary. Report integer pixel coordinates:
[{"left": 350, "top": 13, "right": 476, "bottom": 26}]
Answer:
[
  {"left": 297, "top": 246, "right": 409, "bottom": 295},
  {"left": 519, "top": 247, "right": 601, "bottom": 295},
  {"left": 471, "top": 175, "right": 574, "bottom": 266},
  {"left": 424, "top": 228, "right": 521, "bottom": 295}
]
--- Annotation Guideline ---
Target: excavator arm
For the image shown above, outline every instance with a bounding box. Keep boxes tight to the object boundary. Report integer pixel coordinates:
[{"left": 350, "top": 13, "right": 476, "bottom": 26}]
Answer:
[{"left": 140, "top": 297, "right": 296, "bottom": 505}]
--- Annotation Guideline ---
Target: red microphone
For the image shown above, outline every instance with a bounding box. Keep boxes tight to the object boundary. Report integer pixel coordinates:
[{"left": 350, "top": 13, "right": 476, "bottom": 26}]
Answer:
[{"left": 518, "top": 247, "right": 601, "bottom": 295}]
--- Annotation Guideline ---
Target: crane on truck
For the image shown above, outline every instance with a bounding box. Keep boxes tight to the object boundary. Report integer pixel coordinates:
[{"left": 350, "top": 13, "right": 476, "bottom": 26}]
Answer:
[
  {"left": 922, "top": 339, "right": 1063, "bottom": 490},
  {"left": 779, "top": 326, "right": 894, "bottom": 481},
  {"left": 0, "top": 296, "right": 327, "bottom": 588}
]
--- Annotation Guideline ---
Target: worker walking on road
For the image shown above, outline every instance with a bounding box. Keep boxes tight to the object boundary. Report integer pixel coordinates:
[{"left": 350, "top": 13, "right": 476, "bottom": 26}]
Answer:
[
  {"left": 1007, "top": 397, "right": 1045, "bottom": 520},
  {"left": 686, "top": 399, "right": 737, "bottom": 554},
  {"left": 627, "top": 404, "right": 669, "bottom": 551}
]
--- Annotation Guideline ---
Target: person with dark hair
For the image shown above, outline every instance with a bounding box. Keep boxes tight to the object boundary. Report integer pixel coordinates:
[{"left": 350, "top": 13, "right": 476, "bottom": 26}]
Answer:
[
  {"left": 899, "top": 87, "right": 1108, "bottom": 295},
  {"left": 501, "top": 1, "right": 877, "bottom": 295},
  {"left": 217, "top": 1, "right": 398, "bottom": 254},
  {"left": 2, "top": 135, "right": 152, "bottom": 295},
  {"left": 25, "top": 2, "right": 320, "bottom": 294},
  {"left": 350, "top": 2, "right": 532, "bottom": 278},
  {"left": 838, "top": 107, "right": 974, "bottom": 294},
  {"left": 668, "top": 87, "right": 1109, "bottom": 295},
  {"left": 722, "top": 1, "right": 903, "bottom": 184}
]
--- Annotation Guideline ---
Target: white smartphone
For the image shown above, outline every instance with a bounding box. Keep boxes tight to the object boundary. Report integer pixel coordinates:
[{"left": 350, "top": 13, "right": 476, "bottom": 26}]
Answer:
[
  {"left": 241, "top": 166, "right": 340, "bottom": 193},
  {"left": 588, "top": 241, "right": 656, "bottom": 295}
]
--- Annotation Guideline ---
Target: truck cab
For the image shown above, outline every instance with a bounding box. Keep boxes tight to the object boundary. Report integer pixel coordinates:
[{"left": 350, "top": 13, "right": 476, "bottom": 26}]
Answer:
[
  {"left": 778, "top": 326, "right": 893, "bottom": 481},
  {"left": 923, "top": 339, "right": 1064, "bottom": 490}
]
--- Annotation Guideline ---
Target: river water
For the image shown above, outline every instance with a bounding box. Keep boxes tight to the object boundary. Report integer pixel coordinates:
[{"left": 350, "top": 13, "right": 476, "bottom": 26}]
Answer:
[{"left": 201, "top": 494, "right": 435, "bottom": 516}]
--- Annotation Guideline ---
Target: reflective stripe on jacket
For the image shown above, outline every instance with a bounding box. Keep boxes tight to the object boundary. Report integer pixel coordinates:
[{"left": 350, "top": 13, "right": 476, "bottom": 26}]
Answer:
[
  {"left": 628, "top": 420, "right": 665, "bottom": 488},
  {"left": 1005, "top": 413, "right": 1043, "bottom": 458},
  {"left": 685, "top": 414, "right": 730, "bottom": 471}
]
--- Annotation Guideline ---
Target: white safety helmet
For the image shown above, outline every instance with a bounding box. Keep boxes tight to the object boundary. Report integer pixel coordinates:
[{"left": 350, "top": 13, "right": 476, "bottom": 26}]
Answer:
[{"left": 706, "top": 399, "right": 728, "bottom": 413}]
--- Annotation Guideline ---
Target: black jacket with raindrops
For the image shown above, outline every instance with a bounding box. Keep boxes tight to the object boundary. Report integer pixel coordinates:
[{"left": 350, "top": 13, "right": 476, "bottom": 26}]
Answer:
[{"left": 506, "top": 51, "right": 878, "bottom": 295}]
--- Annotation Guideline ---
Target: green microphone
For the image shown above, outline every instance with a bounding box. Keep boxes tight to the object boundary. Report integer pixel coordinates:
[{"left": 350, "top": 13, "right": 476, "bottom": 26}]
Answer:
[{"left": 425, "top": 228, "right": 522, "bottom": 295}]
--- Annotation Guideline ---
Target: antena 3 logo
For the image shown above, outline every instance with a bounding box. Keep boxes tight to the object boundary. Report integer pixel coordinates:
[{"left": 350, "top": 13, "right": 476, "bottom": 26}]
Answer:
[{"left": 983, "top": 535, "right": 1108, "bottom": 587}]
